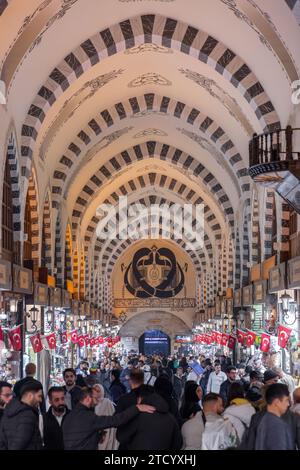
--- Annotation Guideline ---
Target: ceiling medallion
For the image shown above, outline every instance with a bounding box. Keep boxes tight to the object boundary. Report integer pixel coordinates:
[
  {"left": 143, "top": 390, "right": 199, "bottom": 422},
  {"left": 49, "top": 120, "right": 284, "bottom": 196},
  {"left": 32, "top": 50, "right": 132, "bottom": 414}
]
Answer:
[
  {"left": 125, "top": 43, "right": 173, "bottom": 54},
  {"left": 133, "top": 128, "right": 168, "bottom": 138},
  {"left": 128, "top": 73, "right": 172, "bottom": 88}
]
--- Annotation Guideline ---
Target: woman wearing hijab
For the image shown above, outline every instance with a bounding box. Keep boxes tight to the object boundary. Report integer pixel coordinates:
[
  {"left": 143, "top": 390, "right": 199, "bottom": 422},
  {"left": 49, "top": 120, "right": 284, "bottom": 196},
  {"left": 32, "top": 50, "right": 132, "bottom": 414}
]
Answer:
[
  {"left": 154, "top": 376, "right": 181, "bottom": 426},
  {"left": 92, "top": 384, "right": 119, "bottom": 450}
]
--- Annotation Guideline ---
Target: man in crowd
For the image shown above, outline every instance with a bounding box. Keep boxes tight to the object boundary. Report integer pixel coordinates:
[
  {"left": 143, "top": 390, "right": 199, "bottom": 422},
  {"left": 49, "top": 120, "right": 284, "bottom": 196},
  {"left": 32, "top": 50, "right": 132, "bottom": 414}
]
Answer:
[
  {"left": 13, "top": 363, "right": 46, "bottom": 413},
  {"left": 272, "top": 367, "right": 296, "bottom": 395},
  {"left": 62, "top": 368, "right": 82, "bottom": 410},
  {"left": 116, "top": 384, "right": 182, "bottom": 450},
  {"left": 292, "top": 387, "right": 300, "bottom": 416},
  {"left": 200, "top": 359, "right": 213, "bottom": 395},
  {"left": 255, "top": 383, "right": 294, "bottom": 450},
  {"left": 201, "top": 393, "right": 237, "bottom": 450},
  {"left": 109, "top": 369, "right": 126, "bottom": 405},
  {"left": 220, "top": 366, "right": 239, "bottom": 405},
  {"left": 173, "top": 367, "right": 186, "bottom": 403},
  {"left": 115, "top": 368, "right": 146, "bottom": 414},
  {"left": 62, "top": 386, "right": 155, "bottom": 450},
  {"left": 207, "top": 361, "right": 227, "bottom": 395},
  {"left": 43, "top": 386, "right": 70, "bottom": 450},
  {"left": 120, "top": 359, "right": 134, "bottom": 393},
  {"left": 0, "top": 382, "right": 13, "bottom": 425},
  {"left": 0, "top": 382, "right": 43, "bottom": 450}
]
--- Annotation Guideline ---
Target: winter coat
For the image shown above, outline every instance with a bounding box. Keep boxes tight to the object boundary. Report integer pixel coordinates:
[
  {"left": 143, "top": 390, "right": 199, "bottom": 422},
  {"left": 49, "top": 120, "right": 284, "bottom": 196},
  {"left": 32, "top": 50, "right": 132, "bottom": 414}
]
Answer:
[
  {"left": 223, "top": 398, "right": 256, "bottom": 442},
  {"left": 62, "top": 402, "right": 140, "bottom": 450},
  {"left": 62, "top": 385, "right": 82, "bottom": 410},
  {"left": 255, "top": 411, "right": 294, "bottom": 450},
  {"left": 200, "top": 367, "right": 213, "bottom": 395},
  {"left": 116, "top": 393, "right": 182, "bottom": 450},
  {"left": 43, "top": 406, "right": 70, "bottom": 450},
  {"left": 109, "top": 380, "right": 126, "bottom": 405},
  {"left": 173, "top": 374, "right": 186, "bottom": 402},
  {"left": 181, "top": 410, "right": 205, "bottom": 450},
  {"left": 0, "top": 399, "right": 43, "bottom": 450}
]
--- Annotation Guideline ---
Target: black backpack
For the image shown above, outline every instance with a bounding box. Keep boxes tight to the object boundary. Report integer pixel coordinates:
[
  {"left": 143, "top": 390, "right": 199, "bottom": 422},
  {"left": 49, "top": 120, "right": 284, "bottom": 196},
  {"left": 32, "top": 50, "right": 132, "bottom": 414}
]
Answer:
[{"left": 238, "top": 410, "right": 265, "bottom": 450}]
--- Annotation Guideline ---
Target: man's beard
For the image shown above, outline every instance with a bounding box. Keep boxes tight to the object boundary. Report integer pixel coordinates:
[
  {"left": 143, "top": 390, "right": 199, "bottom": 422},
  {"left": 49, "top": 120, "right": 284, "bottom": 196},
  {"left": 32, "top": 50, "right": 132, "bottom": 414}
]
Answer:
[{"left": 53, "top": 405, "right": 66, "bottom": 413}]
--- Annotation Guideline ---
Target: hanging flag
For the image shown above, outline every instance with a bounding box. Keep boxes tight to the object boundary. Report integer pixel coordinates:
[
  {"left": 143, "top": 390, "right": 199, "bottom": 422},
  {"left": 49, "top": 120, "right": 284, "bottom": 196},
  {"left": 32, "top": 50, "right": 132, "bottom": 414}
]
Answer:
[
  {"left": 278, "top": 325, "right": 292, "bottom": 349},
  {"left": 221, "top": 333, "right": 229, "bottom": 346},
  {"left": 115, "top": 336, "right": 121, "bottom": 343},
  {"left": 84, "top": 335, "right": 90, "bottom": 346},
  {"left": 78, "top": 336, "right": 85, "bottom": 348},
  {"left": 30, "top": 333, "right": 43, "bottom": 353},
  {"left": 94, "top": 338, "right": 99, "bottom": 346},
  {"left": 46, "top": 333, "right": 56, "bottom": 350},
  {"left": 237, "top": 329, "right": 246, "bottom": 345},
  {"left": 216, "top": 332, "right": 222, "bottom": 345},
  {"left": 246, "top": 331, "right": 257, "bottom": 347},
  {"left": 70, "top": 330, "right": 78, "bottom": 344},
  {"left": 98, "top": 336, "right": 104, "bottom": 344},
  {"left": 260, "top": 333, "right": 271, "bottom": 353},
  {"left": 0, "top": 326, "right": 3, "bottom": 342},
  {"left": 228, "top": 335, "right": 236, "bottom": 350},
  {"left": 211, "top": 331, "right": 218, "bottom": 343},
  {"left": 8, "top": 325, "right": 22, "bottom": 351},
  {"left": 90, "top": 338, "right": 95, "bottom": 346},
  {"left": 61, "top": 331, "right": 68, "bottom": 344}
]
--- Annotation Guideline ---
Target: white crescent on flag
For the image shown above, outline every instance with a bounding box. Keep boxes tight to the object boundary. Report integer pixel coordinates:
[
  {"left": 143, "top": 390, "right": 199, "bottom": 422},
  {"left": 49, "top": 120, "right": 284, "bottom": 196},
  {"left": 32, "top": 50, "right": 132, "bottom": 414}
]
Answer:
[
  {"left": 13, "top": 333, "right": 21, "bottom": 349},
  {"left": 279, "top": 330, "right": 288, "bottom": 346}
]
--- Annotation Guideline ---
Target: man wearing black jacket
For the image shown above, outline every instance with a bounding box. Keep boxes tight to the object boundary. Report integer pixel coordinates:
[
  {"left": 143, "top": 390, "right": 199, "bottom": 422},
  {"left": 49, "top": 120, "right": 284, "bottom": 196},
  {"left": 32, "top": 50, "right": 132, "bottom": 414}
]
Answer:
[
  {"left": 62, "top": 368, "right": 82, "bottom": 410},
  {"left": 43, "top": 386, "right": 70, "bottom": 450},
  {"left": 117, "top": 387, "right": 182, "bottom": 450},
  {"left": 13, "top": 363, "right": 46, "bottom": 413},
  {"left": 0, "top": 382, "right": 43, "bottom": 450},
  {"left": 62, "top": 387, "right": 155, "bottom": 450},
  {"left": 115, "top": 368, "right": 145, "bottom": 414}
]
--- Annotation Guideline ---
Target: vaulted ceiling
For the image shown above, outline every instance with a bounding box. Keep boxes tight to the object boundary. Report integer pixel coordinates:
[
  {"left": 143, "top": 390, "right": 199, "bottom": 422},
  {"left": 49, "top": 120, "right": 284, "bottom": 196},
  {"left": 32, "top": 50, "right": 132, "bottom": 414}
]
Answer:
[{"left": 1, "top": 0, "right": 299, "bottom": 282}]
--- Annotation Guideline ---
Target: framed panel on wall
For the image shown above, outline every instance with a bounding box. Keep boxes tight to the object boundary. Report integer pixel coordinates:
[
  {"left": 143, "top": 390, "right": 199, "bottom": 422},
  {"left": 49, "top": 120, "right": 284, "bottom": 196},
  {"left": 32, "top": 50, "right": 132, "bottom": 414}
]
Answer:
[
  {"left": 234, "top": 289, "right": 242, "bottom": 308},
  {"left": 253, "top": 280, "right": 267, "bottom": 304},
  {"left": 288, "top": 256, "right": 300, "bottom": 289},
  {"left": 13, "top": 265, "right": 33, "bottom": 294},
  {"left": 269, "top": 262, "right": 286, "bottom": 293},
  {"left": 242, "top": 285, "right": 253, "bottom": 306},
  {"left": 0, "top": 258, "right": 12, "bottom": 291}
]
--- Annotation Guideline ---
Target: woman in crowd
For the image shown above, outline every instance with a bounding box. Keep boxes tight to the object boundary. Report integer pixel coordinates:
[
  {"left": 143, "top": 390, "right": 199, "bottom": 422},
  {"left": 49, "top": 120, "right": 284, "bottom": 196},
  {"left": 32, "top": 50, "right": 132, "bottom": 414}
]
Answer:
[{"left": 92, "top": 384, "right": 118, "bottom": 450}]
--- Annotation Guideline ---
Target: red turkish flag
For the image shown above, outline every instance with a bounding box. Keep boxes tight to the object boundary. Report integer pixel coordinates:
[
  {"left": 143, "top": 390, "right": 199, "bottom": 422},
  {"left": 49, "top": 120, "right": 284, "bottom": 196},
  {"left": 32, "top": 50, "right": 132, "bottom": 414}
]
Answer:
[
  {"left": 84, "top": 335, "right": 90, "bottom": 346},
  {"left": 221, "top": 333, "right": 229, "bottom": 346},
  {"left": 237, "top": 329, "right": 245, "bottom": 345},
  {"left": 46, "top": 333, "right": 56, "bottom": 350},
  {"left": 115, "top": 336, "right": 121, "bottom": 343},
  {"left": 71, "top": 330, "right": 78, "bottom": 344},
  {"left": 211, "top": 331, "right": 218, "bottom": 343},
  {"left": 260, "top": 333, "right": 271, "bottom": 353},
  {"left": 216, "top": 332, "right": 222, "bottom": 345},
  {"left": 8, "top": 326, "right": 22, "bottom": 351},
  {"left": 90, "top": 338, "right": 95, "bottom": 346},
  {"left": 30, "top": 333, "right": 43, "bottom": 353},
  {"left": 94, "top": 338, "right": 99, "bottom": 345},
  {"left": 0, "top": 326, "right": 3, "bottom": 342},
  {"left": 98, "top": 336, "right": 104, "bottom": 344},
  {"left": 246, "top": 331, "right": 257, "bottom": 347},
  {"left": 228, "top": 335, "right": 236, "bottom": 350},
  {"left": 278, "top": 325, "right": 292, "bottom": 349},
  {"left": 78, "top": 336, "right": 85, "bottom": 348},
  {"left": 61, "top": 331, "right": 68, "bottom": 344}
]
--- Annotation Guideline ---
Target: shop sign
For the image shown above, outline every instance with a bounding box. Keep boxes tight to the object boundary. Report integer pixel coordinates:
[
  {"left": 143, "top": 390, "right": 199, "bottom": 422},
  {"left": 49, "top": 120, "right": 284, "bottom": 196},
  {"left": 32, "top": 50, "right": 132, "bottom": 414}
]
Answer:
[
  {"left": 226, "top": 298, "right": 233, "bottom": 315},
  {"left": 13, "top": 265, "right": 33, "bottom": 294},
  {"left": 72, "top": 299, "right": 79, "bottom": 315},
  {"left": 250, "top": 264, "right": 261, "bottom": 282},
  {"left": 234, "top": 289, "right": 242, "bottom": 307},
  {"left": 220, "top": 298, "right": 226, "bottom": 315},
  {"left": 62, "top": 289, "right": 71, "bottom": 308},
  {"left": 269, "top": 263, "right": 286, "bottom": 293},
  {"left": 288, "top": 256, "right": 300, "bottom": 289},
  {"left": 242, "top": 285, "right": 253, "bottom": 306},
  {"left": 253, "top": 280, "right": 267, "bottom": 304},
  {"left": 34, "top": 283, "right": 48, "bottom": 306},
  {"left": 49, "top": 287, "right": 62, "bottom": 307},
  {"left": 0, "top": 258, "right": 12, "bottom": 290}
]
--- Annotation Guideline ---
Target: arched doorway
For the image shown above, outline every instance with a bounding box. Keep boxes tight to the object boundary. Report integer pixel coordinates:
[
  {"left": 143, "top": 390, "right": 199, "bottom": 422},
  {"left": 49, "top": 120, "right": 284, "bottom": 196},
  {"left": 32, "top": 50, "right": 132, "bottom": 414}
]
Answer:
[{"left": 139, "top": 330, "right": 171, "bottom": 356}]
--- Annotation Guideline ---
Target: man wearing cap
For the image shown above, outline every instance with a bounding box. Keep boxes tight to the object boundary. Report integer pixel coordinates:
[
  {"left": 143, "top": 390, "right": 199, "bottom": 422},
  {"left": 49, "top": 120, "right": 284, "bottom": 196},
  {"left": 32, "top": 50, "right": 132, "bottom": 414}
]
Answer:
[{"left": 0, "top": 381, "right": 43, "bottom": 450}]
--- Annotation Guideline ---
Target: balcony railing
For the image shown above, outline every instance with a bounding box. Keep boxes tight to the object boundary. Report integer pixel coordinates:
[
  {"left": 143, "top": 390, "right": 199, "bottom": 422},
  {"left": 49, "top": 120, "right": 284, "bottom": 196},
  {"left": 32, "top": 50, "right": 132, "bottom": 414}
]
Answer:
[{"left": 249, "top": 126, "right": 300, "bottom": 167}]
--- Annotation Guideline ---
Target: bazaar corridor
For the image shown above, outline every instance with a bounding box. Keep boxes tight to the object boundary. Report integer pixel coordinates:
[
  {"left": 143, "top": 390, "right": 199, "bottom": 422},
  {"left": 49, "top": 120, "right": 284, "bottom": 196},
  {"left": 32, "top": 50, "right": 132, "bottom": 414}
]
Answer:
[{"left": 0, "top": 0, "right": 300, "bottom": 455}]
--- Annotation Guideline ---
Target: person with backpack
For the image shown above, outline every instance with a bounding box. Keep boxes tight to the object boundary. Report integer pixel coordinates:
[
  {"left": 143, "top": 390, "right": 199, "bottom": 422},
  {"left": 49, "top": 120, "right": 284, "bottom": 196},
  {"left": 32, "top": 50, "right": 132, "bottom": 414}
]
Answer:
[
  {"left": 223, "top": 382, "right": 255, "bottom": 444},
  {"left": 201, "top": 393, "right": 238, "bottom": 450}
]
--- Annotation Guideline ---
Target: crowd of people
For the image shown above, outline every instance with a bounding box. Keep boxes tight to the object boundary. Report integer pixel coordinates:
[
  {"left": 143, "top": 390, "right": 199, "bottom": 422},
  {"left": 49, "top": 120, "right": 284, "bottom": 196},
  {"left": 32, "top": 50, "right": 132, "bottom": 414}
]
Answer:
[{"left": 0, "top": 352, "right": 300, "bottom": 450}]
